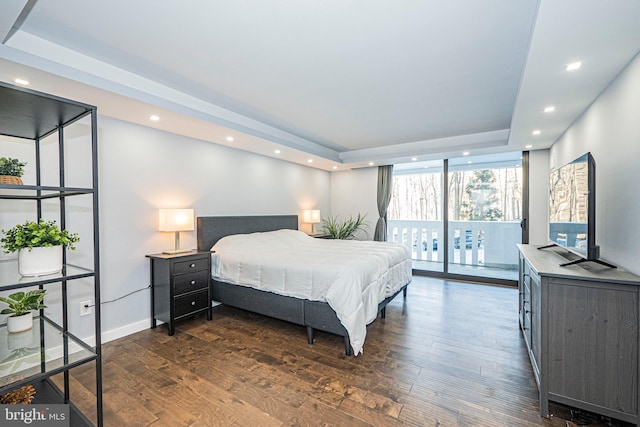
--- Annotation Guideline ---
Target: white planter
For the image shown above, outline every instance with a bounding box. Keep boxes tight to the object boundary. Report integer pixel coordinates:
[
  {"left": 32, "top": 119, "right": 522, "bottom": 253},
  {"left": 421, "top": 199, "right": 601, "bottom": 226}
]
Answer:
[
  {"left": 18, "top": 246, "right": 63, "bottom": 276},
  {"left": 7, "top": 312, "right": 33, "bottom": 333}
]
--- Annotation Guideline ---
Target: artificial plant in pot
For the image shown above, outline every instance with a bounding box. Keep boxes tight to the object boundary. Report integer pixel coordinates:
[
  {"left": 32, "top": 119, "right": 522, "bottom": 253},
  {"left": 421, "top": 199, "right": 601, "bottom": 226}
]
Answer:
[
  {"left": 1, "top": 220, "right": 80, "bottom": 277},
  {"left": 0, "top": 289, "right": 47, "bottom": 333},
  {"left": 322, "top": 213, "right": 369, "bottom": 239},
  {"left": 0, "top": 157, "right": 27, "bottom": 185}
]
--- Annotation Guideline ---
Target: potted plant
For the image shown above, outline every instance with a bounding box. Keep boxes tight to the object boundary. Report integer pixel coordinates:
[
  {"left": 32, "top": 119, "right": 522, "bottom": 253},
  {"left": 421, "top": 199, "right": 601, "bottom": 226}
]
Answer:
[
  {"left": 322, "top": 213, "right": 369, "bottom": 239},
  {"left": 0, "top": 157, "right": 27, "bottom": 185},
  {"left": 0, "top": 289, "right": 47, "bottom": 333},
  {"left": 1, "top": 220, "right": 80, "bottom": 276}
]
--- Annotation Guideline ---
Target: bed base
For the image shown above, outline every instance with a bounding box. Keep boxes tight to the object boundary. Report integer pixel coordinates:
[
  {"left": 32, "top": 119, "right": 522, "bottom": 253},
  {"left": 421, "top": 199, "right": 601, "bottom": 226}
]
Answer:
[
  {"left": 197, "top": 215, "right": 410, "bottom": 356},
  {"left": 212, "top": 279, "right": 408, "bottom": 356}
]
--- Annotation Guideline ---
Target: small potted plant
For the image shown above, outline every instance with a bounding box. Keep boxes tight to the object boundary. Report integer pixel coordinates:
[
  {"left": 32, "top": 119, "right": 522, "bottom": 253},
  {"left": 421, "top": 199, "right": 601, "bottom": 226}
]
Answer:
[
  {"left": 1, "top": 220, "right": 80, "bottom": 276},
  {"left": 322, "top": 213, "right": 369, "bottom": 239},
  {"left": 0, "top": 289, "right": 47, "bottom": 333},
  {"left": 0, "top": 157, "right": 27, "bottom": 185}
]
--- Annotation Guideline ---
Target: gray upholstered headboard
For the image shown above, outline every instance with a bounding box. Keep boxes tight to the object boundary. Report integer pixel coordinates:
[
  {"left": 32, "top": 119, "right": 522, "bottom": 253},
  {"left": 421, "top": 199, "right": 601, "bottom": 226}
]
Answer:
[{"left": 197, "top": 215, "right": 299, "bottom": 251}]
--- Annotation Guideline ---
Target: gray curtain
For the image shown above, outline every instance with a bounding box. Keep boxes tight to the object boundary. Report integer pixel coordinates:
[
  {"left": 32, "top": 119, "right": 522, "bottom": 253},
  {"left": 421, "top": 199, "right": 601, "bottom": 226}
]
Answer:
[{"left": 374, "top": 165, "right": 393, "bottom": 241}]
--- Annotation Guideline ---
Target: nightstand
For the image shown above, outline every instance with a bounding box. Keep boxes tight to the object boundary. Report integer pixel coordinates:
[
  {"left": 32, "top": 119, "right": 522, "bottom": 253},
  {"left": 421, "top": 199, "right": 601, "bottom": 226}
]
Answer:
[
  {"left": 146, "top": 250, "right": 212, "bottom": 335},
  {"left": 309, "top": 233, "right": 333, "bottom": 239}
]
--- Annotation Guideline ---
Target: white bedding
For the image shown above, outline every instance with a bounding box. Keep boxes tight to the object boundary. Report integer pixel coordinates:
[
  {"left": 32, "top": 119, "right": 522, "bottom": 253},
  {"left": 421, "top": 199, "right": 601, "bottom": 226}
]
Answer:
[{"left": 210, "top": 229, "right": 412, "bottom": 355}]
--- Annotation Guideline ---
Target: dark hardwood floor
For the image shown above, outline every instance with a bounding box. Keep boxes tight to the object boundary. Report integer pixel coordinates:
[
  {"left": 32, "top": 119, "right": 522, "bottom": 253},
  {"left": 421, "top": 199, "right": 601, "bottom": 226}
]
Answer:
[{"left": 60, "top": 277, "right": 614, "bottom": 426}]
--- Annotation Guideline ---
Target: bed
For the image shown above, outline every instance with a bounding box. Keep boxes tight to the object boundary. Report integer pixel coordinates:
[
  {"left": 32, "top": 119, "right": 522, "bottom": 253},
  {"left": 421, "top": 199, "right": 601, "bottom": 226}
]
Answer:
[{"left": 197, "top": 215, "right": 412, "bottom": 355}]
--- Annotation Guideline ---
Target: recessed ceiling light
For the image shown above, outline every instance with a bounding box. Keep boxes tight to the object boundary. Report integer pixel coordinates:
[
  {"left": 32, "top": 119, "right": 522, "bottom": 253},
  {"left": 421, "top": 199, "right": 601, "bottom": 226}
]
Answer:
[
  {"left": 274, "top": 149, "right": 281, "bottom": 154},
  {"left": 467, "top": 161, "right": 472, "bottom": 164},
  {"left": 525, "top": 144, "right": 533, "bottom": 149},
  {"left": 532, "top": 130, "right": 541, "bottom": 136},
  {"left": 149, "top": 115, "right": 160, "bottom": 121},
  {"left": 544, "top": 106, "right": 555, "bottom": 113},
  {"left": 565, "top": 61, "right": 582, "bottom": 71},
  {"left": 369, "top": 162, "right": 375, "bottom": 166},
  {"left": 226, "top": 136, "right": 234, "bottom": 142},
  {"left": 332, "top": 166, "right": 338, "bottom": 170},
  {"left": 411, "top": 157, "right": 417, "bottom": 161},
  {"left": 14, "top": 78, "right": 29, "bottom": 85},
  {"left": 462, "top": 151, "right": 470, "bottom": 156},
  {"left": 307, "top": 159, "right": 313, "bottom": 163}
]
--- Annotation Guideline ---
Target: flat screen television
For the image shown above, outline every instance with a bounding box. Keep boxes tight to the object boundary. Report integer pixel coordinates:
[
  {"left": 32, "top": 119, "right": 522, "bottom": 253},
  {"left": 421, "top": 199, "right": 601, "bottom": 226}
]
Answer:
[{"left": 544, "top": 152, "right": 614, "bottom": 267}]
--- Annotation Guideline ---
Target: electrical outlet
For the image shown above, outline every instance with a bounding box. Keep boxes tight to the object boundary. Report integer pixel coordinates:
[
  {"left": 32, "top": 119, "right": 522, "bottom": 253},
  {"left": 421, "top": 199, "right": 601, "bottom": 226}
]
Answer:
[{"left": 80, "top": 300, "right": 92, "bottom": 316}]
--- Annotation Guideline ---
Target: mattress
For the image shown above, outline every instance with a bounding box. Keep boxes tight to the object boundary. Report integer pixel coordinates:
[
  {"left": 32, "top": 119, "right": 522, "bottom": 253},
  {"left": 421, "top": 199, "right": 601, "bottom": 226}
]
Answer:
[{"left": 210, "top": 229, "right": 412, "bottom": 355}]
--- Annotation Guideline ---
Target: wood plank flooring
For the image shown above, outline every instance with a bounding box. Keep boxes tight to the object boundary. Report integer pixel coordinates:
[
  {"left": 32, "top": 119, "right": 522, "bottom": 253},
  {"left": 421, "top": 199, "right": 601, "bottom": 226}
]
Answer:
[{"left": 59, "top": 277, "right": 619, "bottom": 426}]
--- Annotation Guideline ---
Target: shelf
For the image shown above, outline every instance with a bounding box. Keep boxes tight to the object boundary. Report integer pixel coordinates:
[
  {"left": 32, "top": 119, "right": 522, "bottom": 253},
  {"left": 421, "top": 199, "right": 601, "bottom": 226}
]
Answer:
[
  {"left": 0, "top": 184, "right": 95, "bottom": 200},
  {"left": 1, "top": 79, "right": 102, "bottom": 426},
  {"left": 30, "top": 378, "right": 94, "bottom": 427},
  {"left": 0, "top": 81, "right": 94, "bottom": 140},
  {"left": 0, "top": 260, "right": 95, "bottom": 291},
  {"left": 0, "top": 316, "right": 97, "bottom": 392}
]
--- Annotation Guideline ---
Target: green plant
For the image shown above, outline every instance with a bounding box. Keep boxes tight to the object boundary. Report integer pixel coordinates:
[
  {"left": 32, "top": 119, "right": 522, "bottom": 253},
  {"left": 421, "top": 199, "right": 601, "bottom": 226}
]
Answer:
[
  {"left": 1, "top": 220, "right": 80, "bottom": 254},
  {"left": 0, "top": 290, "right": 47, "bottom": 317},
  {"left": 0, "top": 157, "right": 27, "bottom": 177},
  {"left": 322, "top": 213, "right": 368, "bottom": 239}
]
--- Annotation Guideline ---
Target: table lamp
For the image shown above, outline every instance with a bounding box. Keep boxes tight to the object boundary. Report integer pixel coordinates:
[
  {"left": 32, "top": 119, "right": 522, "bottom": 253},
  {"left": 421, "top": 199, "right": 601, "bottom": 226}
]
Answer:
[
  {"left": 159, "top": 208, "right": 194, "bottom": 254},
  {"left": 303, "top": 209, "right": 321, "bottom": 234}
]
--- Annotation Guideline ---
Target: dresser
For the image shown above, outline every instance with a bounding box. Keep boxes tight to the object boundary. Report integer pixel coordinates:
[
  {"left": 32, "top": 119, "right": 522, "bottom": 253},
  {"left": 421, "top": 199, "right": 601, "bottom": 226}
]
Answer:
[
  {"left": 518, "top": 244, "right": 640, "bottom": 425},
  {"left": 147, "top": 250, "right": 212, "bottom": 335}
]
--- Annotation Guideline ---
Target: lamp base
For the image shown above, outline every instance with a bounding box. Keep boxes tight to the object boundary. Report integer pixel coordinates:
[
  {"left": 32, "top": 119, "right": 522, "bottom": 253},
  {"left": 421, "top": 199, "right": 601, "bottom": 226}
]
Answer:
[
  {"left": 162, "top": 231, "right": 192, "bottom": 254},
  {"left": 162, "top": 248, "right": 193, "bottom": 255}
]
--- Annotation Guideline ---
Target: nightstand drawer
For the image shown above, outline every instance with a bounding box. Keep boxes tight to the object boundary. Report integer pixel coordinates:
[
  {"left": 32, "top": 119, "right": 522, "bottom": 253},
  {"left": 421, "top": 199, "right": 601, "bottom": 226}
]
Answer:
[
  {"left": 174, "top": 257, "right": 209, "bottom": 274},
  {"left": 174, "top": 290, "right": 210, "bottom": 318},
  {"left": 173, "top": 270, "right": 209, "bottom": 295}
]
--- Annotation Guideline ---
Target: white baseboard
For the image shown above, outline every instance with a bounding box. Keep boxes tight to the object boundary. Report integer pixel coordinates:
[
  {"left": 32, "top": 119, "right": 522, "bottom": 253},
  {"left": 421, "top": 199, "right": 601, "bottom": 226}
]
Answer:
[
  {"left": 83, "top": 301, "right": 220, "bottom": 346},
  {"left": 82, "top": 301, "right": 220, "bottom": 346},
  {"left": 81, "top": 318, "right": 156, "bottom": 347},
  {"left": 103, "top": 318, "right": 155, "bottom": 344}
]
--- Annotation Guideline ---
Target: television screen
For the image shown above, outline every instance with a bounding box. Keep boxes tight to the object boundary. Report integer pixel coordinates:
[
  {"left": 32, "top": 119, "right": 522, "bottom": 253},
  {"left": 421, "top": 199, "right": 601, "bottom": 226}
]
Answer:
[{"left": 548, "top": 153, "right": 595, "bottom": 259}]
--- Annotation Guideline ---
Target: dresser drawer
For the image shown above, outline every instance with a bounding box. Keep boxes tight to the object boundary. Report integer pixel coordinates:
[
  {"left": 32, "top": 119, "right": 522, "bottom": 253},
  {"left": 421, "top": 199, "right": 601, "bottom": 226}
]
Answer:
[
  {"left": 173, "top": 270, "right": 209, "bottom": 295},
  {"left": 173, "top": 256, "right": 209, "bottom": 274},
  {"left": 174, "top": 289, "right": 210, "bottom": 318}
]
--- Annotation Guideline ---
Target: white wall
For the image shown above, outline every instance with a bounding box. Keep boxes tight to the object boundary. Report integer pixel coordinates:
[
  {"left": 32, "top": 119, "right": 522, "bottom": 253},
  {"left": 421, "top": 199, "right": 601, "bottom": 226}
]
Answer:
[
  {"left": 528, "top": 149, "right": 550, "bottom": 245},
  {"left": 330, "top": 167, "right": 379, "bottom": 240},
  {"left": 1, "top": 116, "right": 331, "bottom": 341},
  {"left": 99, "top": 117, "right": 331, "bottom": 339},
  {"left": 550, "top": 52, "right": 640, "bottom": 274}
]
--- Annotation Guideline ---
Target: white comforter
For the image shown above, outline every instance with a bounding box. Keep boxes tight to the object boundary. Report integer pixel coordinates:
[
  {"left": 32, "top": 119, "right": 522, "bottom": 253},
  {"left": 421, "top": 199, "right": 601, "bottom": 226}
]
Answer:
[{"left": 210, "top": 229, "right": 412, "bottom": 355}]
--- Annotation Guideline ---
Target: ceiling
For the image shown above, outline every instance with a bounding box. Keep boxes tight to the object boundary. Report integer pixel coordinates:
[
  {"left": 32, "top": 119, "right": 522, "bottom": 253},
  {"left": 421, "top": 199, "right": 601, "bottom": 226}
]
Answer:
[{"left": 1, "top": 0, "right": 639, "bottom": 171}]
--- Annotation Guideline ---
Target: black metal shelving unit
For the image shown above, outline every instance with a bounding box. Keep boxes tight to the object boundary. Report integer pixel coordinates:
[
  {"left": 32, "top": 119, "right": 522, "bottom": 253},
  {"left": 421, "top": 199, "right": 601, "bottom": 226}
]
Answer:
[{"left": 0, "top": 82, "right": 102, "bottom": 426}]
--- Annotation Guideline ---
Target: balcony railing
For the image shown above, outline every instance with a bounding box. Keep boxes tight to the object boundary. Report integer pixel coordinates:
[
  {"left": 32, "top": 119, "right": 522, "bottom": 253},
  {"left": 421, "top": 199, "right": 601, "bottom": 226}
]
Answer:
[{"left": 387, "top": 219, "right": 521, "bottom": 269}]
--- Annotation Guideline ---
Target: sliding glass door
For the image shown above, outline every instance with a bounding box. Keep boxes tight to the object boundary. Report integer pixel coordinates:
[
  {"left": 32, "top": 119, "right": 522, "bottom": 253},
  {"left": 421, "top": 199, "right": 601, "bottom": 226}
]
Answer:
[
  {"left": 388, "top": 160, "right": 444, "bottom": 273},
  {"left": 388, "top": 152, "right": 525, "bottom": 282},
  {"left": 446, "top": 153, "right": 523, "bottom": 280}
]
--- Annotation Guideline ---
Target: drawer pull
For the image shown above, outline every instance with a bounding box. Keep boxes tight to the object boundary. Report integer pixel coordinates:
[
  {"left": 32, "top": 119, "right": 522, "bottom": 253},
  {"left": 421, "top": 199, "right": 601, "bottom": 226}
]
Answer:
[
  {"left": 190, "top": 280, "right": 196, "bottom": 285},
  {"left": 191, "top": 301, "right": 196, "bottom": 306},
  {"left": 190, "top": 263, "right": 196, "bottom": 268}
]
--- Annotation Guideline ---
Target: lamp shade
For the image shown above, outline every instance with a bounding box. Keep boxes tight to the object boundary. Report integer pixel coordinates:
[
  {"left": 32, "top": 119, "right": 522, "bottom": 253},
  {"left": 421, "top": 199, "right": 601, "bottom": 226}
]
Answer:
[
  {"left": 303, "top": 210, "right": 321, "bottom": 224},
  {"left": 159, "top": 209, "right": 194, "bottom": 232}
]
